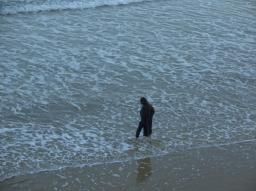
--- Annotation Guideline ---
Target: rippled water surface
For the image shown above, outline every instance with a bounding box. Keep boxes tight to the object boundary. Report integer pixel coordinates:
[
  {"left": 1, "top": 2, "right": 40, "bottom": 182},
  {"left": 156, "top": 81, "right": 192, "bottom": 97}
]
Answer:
[{"left": 0, "top": 0, "right": 256, "bottom": 181}]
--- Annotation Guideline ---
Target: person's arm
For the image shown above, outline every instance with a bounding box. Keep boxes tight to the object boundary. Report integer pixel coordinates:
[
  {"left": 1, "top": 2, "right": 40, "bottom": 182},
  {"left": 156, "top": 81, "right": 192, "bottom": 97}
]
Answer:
[
  {"left": 152, "top": 106, "right": 155, "bottom": 115},
  {"left": 140, "top": 107, "right": 147, "bottom": 126}
]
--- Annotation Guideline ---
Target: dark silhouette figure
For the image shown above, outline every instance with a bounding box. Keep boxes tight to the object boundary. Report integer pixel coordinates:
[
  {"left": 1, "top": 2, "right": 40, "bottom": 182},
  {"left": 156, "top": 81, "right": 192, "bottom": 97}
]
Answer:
[
  {"left": 136, "top": 97, "right": 155, "bottom": 138},
  {"left": 136, "top": 157, "right": 152, "bottom": 183}
]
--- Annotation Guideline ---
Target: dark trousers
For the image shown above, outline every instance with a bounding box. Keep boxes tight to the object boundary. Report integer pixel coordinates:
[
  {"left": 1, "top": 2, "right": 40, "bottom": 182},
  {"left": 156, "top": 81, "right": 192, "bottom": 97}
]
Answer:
[
  {"left": 136, "top": 122, "right": 143, "bottom": 138},
  {"left": 136, "top": 121, "right": 151, "bottom": 138}
]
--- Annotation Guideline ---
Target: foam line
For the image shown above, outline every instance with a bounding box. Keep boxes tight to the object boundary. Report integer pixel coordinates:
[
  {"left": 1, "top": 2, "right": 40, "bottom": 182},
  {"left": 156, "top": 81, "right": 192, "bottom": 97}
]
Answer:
[
  {"left": 0, "top": 0, "right": 147, "bottom": 15},
  {"left": 1, "top": 139, "right": 255, "bottom": 182}
]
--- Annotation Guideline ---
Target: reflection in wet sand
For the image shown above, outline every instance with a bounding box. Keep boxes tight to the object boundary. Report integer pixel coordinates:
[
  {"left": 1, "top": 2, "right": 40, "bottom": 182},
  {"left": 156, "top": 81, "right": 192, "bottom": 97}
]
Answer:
[{"left": 136, "top": 157, "right": 152, "bottom": 183}]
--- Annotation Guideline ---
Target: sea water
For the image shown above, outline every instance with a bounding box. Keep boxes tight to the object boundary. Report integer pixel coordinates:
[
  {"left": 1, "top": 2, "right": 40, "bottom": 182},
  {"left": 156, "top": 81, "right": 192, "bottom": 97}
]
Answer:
[{"left": 0, "top": 0, "right": 256, "bottom": 181}]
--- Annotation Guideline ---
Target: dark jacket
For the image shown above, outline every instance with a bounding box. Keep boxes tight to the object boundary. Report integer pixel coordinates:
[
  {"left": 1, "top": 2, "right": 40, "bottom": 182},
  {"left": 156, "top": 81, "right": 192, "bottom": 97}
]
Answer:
[{"left": 140, "top": 104, "right": 155, "bottom": 136}]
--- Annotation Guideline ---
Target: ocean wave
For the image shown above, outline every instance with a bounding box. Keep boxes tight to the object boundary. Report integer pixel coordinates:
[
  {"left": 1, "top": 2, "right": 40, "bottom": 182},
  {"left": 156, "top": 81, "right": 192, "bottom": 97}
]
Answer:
[{"left": 0, "top": 0, "right": 147, "bottom": 15}]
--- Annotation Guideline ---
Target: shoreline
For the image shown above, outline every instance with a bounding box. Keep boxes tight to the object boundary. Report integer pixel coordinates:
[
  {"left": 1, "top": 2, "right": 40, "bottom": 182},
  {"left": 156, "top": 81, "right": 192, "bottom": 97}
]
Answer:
[
  {"left": 1, "top": 140, "right": 256, "bottom": 191},
  {"left": 1, "top": 138, "right": 256, "bottom": 183}
]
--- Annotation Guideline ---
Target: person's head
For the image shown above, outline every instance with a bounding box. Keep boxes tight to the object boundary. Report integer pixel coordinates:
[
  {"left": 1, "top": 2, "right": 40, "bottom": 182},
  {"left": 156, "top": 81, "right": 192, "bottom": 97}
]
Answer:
[{"left": 140, "top": 97, "right": 148, "bottom": 105}]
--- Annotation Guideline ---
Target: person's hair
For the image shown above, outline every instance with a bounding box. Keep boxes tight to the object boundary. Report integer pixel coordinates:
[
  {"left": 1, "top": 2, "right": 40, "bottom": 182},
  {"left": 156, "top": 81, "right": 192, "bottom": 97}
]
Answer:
[{"left": 140, "top": 97, "right": 148, "bottom": 105}]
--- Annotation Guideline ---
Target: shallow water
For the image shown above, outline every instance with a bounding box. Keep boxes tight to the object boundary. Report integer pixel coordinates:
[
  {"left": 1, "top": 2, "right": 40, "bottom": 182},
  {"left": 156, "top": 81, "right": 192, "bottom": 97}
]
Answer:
[
  {"left": 1, "top": 0, "right": 256, "bottom": 181},
  {"left": 1, "top": 141, "right": 256, "bottom": 191}
]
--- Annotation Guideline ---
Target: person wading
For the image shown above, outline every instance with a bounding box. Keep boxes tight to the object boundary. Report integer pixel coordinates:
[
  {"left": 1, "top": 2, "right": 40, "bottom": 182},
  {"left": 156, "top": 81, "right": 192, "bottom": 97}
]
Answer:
[{"left": 136, "top": 97, "right": 155, "bottom": 139}]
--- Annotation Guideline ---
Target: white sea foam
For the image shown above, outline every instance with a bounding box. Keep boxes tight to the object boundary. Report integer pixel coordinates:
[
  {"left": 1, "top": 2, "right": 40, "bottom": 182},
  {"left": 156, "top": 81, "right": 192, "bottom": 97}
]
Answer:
[{"left": 0, "top": 0, "right": 148, "bottom": 15}]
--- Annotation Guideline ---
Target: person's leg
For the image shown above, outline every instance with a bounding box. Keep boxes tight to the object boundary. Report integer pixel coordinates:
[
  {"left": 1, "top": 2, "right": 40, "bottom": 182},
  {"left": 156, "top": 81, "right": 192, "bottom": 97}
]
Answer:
[
  {"left": 136, "top": 122, "right": 143, "bottom": 138},
  {"left": 143, "top": 125, "right": 149, "bottom": 137}
]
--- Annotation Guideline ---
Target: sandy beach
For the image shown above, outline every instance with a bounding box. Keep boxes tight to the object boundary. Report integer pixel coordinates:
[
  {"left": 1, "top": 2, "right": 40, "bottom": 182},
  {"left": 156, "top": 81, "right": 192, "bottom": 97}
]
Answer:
[{"left": 1, "top": 140, "right": 255, "bottom": 191}]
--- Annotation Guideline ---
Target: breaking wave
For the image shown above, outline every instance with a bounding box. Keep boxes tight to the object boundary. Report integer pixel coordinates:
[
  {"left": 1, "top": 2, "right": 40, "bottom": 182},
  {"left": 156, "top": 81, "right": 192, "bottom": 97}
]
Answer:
[{"left": 0, "top": 0, "right": 147, "bottom": 15}]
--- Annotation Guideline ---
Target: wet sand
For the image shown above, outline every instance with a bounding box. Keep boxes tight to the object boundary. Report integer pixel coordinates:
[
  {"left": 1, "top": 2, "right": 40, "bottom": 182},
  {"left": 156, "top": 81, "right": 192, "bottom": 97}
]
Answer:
[{"left": 1, "top": 141, "right": 255, "bottom": 191}]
